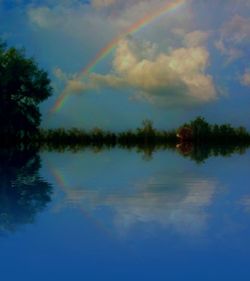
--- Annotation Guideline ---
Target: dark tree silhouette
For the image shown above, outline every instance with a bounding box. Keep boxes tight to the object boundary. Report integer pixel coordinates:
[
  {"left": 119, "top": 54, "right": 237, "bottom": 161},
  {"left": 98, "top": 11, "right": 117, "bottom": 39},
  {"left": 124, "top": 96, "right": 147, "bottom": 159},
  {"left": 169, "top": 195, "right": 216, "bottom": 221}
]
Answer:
[{"left": 0, "top": 41, "right": 52, "bottom": 142}]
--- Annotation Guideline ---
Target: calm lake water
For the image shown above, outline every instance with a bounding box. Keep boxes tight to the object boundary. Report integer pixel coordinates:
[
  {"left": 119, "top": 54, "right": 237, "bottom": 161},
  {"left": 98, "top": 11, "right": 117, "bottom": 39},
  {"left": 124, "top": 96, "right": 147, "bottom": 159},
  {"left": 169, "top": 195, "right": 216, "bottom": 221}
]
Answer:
[{"left": 1, "top": 148, "right": 250, "bottom": 280}]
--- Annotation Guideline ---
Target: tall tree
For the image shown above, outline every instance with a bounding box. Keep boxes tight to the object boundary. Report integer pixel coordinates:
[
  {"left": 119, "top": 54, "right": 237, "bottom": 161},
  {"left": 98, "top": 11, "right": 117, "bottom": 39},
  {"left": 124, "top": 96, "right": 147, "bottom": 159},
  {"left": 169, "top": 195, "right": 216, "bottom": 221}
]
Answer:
[{"left": 0, "top": 41, "right": 52, "bottom": 140}]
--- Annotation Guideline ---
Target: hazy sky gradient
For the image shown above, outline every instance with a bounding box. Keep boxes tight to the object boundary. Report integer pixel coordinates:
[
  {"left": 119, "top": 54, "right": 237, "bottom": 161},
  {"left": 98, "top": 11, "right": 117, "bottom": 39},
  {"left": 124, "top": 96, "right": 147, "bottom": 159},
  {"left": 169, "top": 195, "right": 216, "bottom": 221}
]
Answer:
[{"left": 1, "top": 0, "right": 250, "bottom": 130}]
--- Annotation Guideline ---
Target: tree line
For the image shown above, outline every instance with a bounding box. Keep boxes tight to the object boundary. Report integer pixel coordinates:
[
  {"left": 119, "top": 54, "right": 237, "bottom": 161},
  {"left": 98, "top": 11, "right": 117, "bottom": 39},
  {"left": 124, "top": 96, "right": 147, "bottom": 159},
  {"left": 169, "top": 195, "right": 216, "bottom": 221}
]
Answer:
[{"left": 36, "top": 117, "right": 250, "bottom": 149}]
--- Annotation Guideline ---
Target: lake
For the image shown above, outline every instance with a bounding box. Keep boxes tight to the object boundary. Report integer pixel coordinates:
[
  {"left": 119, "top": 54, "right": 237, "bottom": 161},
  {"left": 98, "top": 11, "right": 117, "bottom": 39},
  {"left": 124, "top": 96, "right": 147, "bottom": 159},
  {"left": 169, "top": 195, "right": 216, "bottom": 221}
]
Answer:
[{"left": 0, "top": 147, "right": 250, "bottom": 280}]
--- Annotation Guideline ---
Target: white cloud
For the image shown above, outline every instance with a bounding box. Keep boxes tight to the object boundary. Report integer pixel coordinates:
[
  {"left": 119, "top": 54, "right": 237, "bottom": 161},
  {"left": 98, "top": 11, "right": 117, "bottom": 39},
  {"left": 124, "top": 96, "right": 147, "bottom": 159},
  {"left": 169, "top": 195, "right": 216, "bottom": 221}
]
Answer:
[
  {"left": 220, "top": 15, "right": 250, "bottom": 44},
  {"left": 214, "top": 40, "right": 243, "bottom": 63},
  {"left": 241, "top": 69, "right": 250, "bottom": 86},
  {"left": 63, "top": 37, "right": 217, "bottom": 107},
  {"left": 64, "top": 79, "right": 90, "bottom": 94},
  {"left": 28, "top": 7, "right": 62, "bottom": 28},
  {"left": 27, "top": 0, "right": 191, "bottom": 35},
  {"left": 184, "top": 30, "right": 210, "bottom": 47},
  {"left": 216, "top": 15, "right": 250, "bottom": 62},
  {"left": 53, "top": 67, "right": 68, "bottom": 81}
]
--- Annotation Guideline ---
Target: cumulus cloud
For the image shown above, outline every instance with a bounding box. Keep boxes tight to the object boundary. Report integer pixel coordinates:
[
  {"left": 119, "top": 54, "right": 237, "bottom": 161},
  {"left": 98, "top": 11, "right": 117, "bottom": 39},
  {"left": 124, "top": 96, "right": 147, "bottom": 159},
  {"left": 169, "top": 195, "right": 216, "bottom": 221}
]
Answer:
[
  {"left": 216, "top": 15, "right": 250, "bottom": 62},
  {"left": 241, "top": 69, "right": 250, "bottom": 86},
  {"left": 61, "top": 37, "right": 217, "bottom": 107},
  {"left": 184, "top": 30, "right": 210, "bottom": 47}
]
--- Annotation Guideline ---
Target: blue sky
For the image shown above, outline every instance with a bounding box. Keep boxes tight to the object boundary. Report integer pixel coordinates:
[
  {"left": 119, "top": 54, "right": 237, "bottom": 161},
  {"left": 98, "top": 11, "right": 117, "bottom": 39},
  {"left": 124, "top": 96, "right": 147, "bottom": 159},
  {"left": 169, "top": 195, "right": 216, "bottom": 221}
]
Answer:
[{"left": 1, "top": 0, "right": 250, "bottom": 130}]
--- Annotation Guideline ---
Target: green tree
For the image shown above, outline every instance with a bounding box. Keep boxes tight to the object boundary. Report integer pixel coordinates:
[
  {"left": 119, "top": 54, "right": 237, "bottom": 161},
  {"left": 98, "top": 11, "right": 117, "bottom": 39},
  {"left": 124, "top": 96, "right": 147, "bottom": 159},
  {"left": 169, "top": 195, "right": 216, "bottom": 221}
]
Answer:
[
  {"left": 0, "top": 41, "right": 52, "bottom": 140},
  {"left": 137, "top": 120, "right": 155, "bottom": 136},
  {"left": 189, "top": 116, "right": 211, "bottom": 141}
]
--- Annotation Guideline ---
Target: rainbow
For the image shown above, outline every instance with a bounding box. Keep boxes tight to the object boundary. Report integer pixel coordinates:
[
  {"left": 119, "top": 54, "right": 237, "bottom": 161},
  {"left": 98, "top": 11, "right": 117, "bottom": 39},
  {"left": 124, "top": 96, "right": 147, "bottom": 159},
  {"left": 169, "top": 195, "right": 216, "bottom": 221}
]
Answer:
[{"left": 51, "top": 0, "right": 186, "bottom": 113}]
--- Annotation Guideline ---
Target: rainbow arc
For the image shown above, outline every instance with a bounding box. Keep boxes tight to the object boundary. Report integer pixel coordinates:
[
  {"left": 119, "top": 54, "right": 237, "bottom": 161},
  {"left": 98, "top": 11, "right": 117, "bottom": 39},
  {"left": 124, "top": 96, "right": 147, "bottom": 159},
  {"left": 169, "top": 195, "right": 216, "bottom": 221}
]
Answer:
[{"left": 51, "top": 0, "right": 186, "bottom": 113}]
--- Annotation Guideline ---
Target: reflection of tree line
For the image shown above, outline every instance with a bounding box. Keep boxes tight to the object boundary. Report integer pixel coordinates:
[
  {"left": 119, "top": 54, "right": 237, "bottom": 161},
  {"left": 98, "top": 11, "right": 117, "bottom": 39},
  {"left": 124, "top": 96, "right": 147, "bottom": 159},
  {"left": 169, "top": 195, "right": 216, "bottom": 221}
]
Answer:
[
  {"left": 39, "top": 142, "right": 249, "bottom": 163},
  {"left": 176, "top": 143, "right": 248, "bottom": 163},
  {"left": 0, "top": 142, "right": 248, "bottom": 234},
  {"left": 0, "top": 148, "right": 52, "bottom": 233}
]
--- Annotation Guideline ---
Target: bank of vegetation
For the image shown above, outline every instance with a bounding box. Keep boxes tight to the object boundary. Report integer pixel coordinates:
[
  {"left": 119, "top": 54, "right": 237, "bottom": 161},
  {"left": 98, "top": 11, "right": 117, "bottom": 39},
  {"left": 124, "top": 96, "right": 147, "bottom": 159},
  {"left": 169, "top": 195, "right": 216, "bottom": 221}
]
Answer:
[{"left": 36, "top": 117, "right": 250, "bottom": 149}]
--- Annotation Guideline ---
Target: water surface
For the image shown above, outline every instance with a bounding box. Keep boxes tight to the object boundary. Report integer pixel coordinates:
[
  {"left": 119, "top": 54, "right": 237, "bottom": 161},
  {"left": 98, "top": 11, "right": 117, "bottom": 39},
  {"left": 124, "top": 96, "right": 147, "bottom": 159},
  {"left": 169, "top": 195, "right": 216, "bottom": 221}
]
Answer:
[{"left": 0, "top": 148, "right": 250, "bottom": 280}]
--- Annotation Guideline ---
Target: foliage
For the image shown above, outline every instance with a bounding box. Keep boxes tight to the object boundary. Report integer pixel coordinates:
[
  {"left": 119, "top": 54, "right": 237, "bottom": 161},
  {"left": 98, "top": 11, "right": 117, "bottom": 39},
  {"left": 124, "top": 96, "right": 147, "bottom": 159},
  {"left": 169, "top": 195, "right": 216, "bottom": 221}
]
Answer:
[
  {"left": 38, "top": 120, "right": 177, "bottom": 150},
  {"left": 0, "top": 41, "right": 52, "bottom": 140},
  {"left": 178, "top": 117, "right": 250, "bottom": 143}
]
